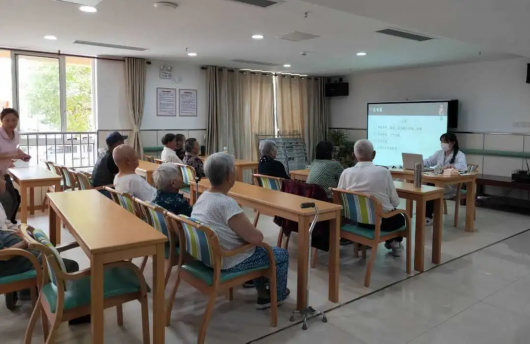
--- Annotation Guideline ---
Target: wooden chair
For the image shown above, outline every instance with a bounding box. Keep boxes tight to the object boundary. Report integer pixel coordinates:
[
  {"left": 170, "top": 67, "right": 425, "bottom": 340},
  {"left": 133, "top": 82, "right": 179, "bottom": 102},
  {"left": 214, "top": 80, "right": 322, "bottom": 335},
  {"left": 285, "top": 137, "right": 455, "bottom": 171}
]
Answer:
[
  {"left": 252, "top": 174, "right": 284, "bottom": 245},
  {"left": 103, "top": 187, "right": 144, "bottom": 219},
  {"left": 164, "top": 213, "right": 278, "bottom": 343},
  {"left": 21, "top": 226, "right": 150, "bottom": 344},
  {"left": 144, "top": 155, "right": 155, "bottom": 163},
  {"left": 134, "top": 198, "right": 178, "bottom": 286},
  {"left": 443, "top": 164, "right": 479, "bottom": 227},
  {"left": 57, "top": 165, "right": 77, "bottom": 191},
  {"left": 0, "top": 227, "right": 42, "bottom": 310},
  {"left": 41, "top": 162, "right": 62, "bottom": 213},
  {"left": 73, "top": 171, "right": 108, "bottom": 191},
  {"left": 175, "top": 163, "right": 197, "bottom": 203},
  {"left": 332, "top": 188, "right": 412, "bottom": 287},
  {"left": 154, "top": 159, "right": 164, "bottom": 165}
]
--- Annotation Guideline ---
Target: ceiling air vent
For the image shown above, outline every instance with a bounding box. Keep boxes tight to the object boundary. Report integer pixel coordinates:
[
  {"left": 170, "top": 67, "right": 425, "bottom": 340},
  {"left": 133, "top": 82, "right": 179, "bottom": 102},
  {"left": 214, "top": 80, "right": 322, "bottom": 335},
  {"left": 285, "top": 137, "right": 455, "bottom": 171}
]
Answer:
[
  {"left": 73, "top": 40, "right": 147, "bottom": 51},
  {"left": 376, "top": 28, "right": 433, "bottom": 42},
  {"left": 277, "top": 31, "right": 320, "bottom": 42},
  {"left": 232, "top": 59, "right": 279, "bottom": 67},
  {"left": 226, "top": 0, "right": 281, "bottom": 8}
]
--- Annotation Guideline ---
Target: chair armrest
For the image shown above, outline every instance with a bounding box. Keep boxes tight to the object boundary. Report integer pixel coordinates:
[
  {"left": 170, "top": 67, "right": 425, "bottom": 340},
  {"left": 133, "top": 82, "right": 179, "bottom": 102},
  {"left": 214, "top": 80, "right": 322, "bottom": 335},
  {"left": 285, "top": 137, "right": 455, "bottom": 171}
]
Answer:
[
  {"left": 60, "top": 267, "right": 92, "bottom": 281},
  {"left": 56, "top": 241, "right": 80, "bottom": 252},
  {"left": 104, "top": 261, "right": 150, "bottom": 294},
  {"left": 0, "top": 248, "right": 42, "bottom": 286},
  {"left": 380, "top": 209, "right": 407, "bottom": 219},
  {"left": 95, "top": 184, "right": 113, "bottom": 191},
  {"left": 221, "top": 242, "right": 274, "bottom": 259}
]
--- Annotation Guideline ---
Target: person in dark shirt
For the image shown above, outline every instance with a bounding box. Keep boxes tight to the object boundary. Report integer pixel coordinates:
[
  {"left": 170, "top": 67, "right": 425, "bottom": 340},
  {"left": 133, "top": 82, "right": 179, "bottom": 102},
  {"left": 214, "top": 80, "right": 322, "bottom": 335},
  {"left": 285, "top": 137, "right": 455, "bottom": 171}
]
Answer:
[
  {"left": 183, "top": 138, "right": 205, "bottom": 178},
  {"left": 257, "top": 140, "right": 290, "bottom": 179},
  {"left": 174, "top": 134, "right": 186, "bottom": 161},
  {"left": 152, "top": 163, "right": 192, "bottom": 217},
  {"left": 91, "top": 131, "right": 127, "bottom": 188}
]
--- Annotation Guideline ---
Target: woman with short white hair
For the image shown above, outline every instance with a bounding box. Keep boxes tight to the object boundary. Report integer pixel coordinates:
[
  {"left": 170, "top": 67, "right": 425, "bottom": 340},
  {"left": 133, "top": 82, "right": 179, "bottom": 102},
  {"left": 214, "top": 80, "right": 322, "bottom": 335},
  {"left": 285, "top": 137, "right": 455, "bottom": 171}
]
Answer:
[
  {"left": 192, "top": 153, "right": 290, "bottom": 309},
  {"left": 152, "top": 163, "right": 192, "bottom": 217},
  {"left": 257, "top": 140, "right": 290, "bottom": 179}
]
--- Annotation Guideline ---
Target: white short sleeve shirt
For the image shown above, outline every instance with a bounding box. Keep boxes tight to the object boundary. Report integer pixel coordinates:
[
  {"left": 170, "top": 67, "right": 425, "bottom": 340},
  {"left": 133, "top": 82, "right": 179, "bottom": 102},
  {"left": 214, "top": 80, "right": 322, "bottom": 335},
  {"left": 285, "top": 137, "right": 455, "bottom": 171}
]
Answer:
[{"left": 114, "top": 174, "right": 157, "bottom": 202}]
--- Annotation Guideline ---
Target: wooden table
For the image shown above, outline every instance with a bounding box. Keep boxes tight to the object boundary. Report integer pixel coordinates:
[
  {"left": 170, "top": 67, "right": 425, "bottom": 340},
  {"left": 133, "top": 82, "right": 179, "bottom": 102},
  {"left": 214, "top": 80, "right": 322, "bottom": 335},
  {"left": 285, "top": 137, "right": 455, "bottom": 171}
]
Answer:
[
  {"left": 289, "top": 169, "right": 446, "bottom": 272},
  {"left": 47, "top": 190, "right": 167, "bottom": 344},
  {"left": 394, "top": 181, "right": 444, "bottom": 272},
  {"left": 9, "top": 166, "right": 62, "bottom": 224},
  {"left": 198, "top": 155, "right": 258, "bottom": 182},
  {"left": 136, "top": 160, "right": 159, "bottom": 185},
  {"left": 191, "top": 179, "right": 342, "bottom": 310},
  {"left": 390, "top": 169, "right": 478, "bottom": 232}
]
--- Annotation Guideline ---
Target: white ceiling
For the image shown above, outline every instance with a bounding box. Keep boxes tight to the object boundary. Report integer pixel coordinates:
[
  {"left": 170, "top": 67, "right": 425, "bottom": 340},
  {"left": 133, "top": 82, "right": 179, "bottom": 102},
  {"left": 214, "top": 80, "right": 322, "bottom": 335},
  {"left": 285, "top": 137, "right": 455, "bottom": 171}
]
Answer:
[{"left": 0, "top": 0, "right": 517, "bottom": 75}]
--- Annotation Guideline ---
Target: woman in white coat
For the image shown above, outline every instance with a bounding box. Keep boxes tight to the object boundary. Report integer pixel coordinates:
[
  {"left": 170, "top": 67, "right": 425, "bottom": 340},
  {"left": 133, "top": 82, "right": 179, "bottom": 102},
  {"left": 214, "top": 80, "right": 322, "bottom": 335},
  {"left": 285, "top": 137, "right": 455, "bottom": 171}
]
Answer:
[{"left": 423, "top": 133, "right": 467, "bottom": 225}]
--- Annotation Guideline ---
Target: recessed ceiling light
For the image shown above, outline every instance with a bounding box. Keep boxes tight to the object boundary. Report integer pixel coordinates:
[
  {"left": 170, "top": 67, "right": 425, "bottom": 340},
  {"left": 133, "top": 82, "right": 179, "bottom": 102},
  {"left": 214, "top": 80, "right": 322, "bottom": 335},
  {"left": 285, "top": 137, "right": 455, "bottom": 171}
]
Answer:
[
  {"left": 79, "top": 6, "right": 97, "bottom": 13},
  {"left": 252, "top": 34, "right": 264, "bottom": 40},
  {"left": 187, "top": 52, "right": 197, "bottom": 57},
  {"left": 44, "top": 35, "right": 57, "bottom": 40},
  {"left": 283, "top": 64, "right": 291, "bottom": 68},
  {"left": 154, "top": 1, "right": 179, "bottom": 9},
  {"left": 356, "top": 52, "right": 367, "bottom": 56}
]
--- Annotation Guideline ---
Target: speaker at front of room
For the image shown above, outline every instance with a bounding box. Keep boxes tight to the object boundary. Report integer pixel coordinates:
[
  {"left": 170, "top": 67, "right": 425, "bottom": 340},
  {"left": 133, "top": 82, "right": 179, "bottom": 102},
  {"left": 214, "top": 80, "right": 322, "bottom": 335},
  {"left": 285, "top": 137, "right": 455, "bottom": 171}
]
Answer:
[
  {"left": 527, "top": 64, "right": 530, "bottom": 84},
  {"left": 448, "top": 99, "right": 458, "bottom": 129}
]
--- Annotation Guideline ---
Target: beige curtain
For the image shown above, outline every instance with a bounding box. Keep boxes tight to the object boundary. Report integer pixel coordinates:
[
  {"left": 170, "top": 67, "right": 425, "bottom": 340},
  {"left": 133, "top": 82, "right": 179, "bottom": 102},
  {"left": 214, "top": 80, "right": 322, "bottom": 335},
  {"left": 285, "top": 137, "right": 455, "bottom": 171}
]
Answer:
[
  {"left": 275, "top": 75, "right": 329, "bottom": 161},
  {"left": 124, "top": 57, "right": 146, "bottom": 156},
  {"left": 206, "top": 68, "right": 274, "bottom": 160}
]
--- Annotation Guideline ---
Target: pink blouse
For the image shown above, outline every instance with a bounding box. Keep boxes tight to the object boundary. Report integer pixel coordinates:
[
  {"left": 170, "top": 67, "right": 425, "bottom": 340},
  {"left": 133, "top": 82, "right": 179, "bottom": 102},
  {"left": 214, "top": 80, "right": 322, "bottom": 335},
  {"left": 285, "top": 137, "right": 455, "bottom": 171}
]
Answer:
[{"left": 0, "top": 126, "right": 20, "bottom": 174}]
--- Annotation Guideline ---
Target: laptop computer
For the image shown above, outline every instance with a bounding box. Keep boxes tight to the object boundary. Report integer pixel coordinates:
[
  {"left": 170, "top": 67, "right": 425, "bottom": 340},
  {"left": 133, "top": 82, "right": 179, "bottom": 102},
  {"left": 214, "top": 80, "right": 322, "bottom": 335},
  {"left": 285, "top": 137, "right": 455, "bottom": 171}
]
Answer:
[{"left": 402, "top": 153, "right": 434, "bottom": 171}]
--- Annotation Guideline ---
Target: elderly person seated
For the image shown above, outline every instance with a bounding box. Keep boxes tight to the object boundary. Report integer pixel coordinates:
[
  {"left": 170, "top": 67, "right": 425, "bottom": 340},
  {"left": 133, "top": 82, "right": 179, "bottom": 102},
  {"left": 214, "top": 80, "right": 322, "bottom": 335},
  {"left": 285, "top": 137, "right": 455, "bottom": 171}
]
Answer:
[
  {"left": 113, "top": 145, "right": 156, "bottom": 202},
  {"left": 183, "top": 138, "right": 205, "bottom": 178},
  {"left": 152, "top": 163, "right": 192, "bottom": 216},
  {"left": 192, "top": 153, "right": 290, "bottom": 309},
  {"left": 337, "top": 139, "right": 405, "bottom": 257},
  {"left": 174, "top": 134, "right": 186, "bottom": 160},
  {"left": 257, "top": 140, "right": 290, "bottom": 179},
  {"left": 307, "top": 141, "right": 344, "bottom": 199},
  {"left": 160, "top": 133, "right": 183, "bottom": 164}
]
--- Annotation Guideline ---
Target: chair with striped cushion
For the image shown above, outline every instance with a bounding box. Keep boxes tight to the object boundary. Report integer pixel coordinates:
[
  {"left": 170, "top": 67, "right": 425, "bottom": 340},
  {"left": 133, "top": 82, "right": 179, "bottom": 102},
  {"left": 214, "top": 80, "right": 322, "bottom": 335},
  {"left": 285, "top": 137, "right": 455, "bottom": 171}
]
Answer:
[
  {"left": 57, "top": 165, "right": 77, "bottom": 191},
  {"left": 445, "top": 163, "right": 479, "bottom": 227},
  {"left": 103, "top": 187, "right": 145, "bottom": 220},
  {"left": 22, "top": 226, "right": 150, "bottom": 344},
  {"left": 252, "top": 174, "right": 283, "bottom": 234},
  {"left": 164, "top": 213, "right": 278, "bottom": 344},
  {"left": 175, "top": 163, "right": 197, "bottom": 203},
  {"left": 332, "top": 188, "right": 411, "bottom": 287},
  {"left": 134, "top": 198, "right": 177, "bottom": 284}
]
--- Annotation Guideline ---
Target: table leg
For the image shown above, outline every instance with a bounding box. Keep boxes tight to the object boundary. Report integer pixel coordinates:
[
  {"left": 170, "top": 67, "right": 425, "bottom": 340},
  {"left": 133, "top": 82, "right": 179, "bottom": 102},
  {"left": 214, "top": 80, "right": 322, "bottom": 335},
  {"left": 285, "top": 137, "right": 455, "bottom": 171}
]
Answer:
[
  {"left": 29, "top": 187, "right": 34, "bottom": 215},
  {"left": 328, "top": 213, "right": 340, "bottom": 303},
  {"left": 49, "top": 204, "right": 60, "bottom": 246},
  {"left": 465, "top": 179, "right": 476, "bottom": 232},
  {"left": 153, "top": 243, "right": 165, "bottom": 344},
  {"left": 91, "top": 255, "right": 104, "bottom": 344},
  {"left": 147, "top": 172, "right": 154, "bottom": 186},
  {"left": 414, "top": 199, "right": 426, "bottom": 272},
  {"left": 20, "top": 183, "right": 28, "bottom": 224},
  {"left": 235, "top": 167, "right": 243, "bottom": 182},
  {"left": 296, "top": 216, "right": 310, "bottom": 310},
  {"left": 432, "top": 197, "right": 443, "bottom": 264},
  {"left": 406, "top": 199, "right": 413, "bottom": 219}
]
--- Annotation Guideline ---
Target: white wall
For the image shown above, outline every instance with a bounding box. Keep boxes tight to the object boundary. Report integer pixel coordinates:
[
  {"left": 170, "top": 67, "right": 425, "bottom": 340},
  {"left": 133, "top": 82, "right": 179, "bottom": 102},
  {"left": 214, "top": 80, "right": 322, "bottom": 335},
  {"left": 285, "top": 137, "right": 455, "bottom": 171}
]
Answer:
[
  {"left": 142, "top": 60, "right": 207, "bottom": 130},
  {"left": 95, "top": 59, "right": 130, "bottom": 130},
  {"left": 330, "top": 57, "right": 530, "bottom": 133}
]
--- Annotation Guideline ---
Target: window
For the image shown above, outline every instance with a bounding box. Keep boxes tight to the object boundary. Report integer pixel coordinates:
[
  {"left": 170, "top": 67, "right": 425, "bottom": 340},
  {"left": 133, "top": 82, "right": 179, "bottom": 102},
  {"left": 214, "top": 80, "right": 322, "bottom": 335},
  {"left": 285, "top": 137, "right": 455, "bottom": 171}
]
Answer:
[
  {"left": 14, "top": 52, "right": 95, "bottom": 133},
  {"left": 0, "top": 50, "right": 12, "bottom": 109}
]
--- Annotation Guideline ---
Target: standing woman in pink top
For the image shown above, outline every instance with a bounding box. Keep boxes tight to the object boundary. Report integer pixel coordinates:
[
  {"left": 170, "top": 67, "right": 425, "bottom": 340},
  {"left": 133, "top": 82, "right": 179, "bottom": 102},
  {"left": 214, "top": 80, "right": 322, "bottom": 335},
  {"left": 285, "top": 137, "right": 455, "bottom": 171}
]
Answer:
[{"left": 0, "top": 108, "right": 30, "bottom": 224}]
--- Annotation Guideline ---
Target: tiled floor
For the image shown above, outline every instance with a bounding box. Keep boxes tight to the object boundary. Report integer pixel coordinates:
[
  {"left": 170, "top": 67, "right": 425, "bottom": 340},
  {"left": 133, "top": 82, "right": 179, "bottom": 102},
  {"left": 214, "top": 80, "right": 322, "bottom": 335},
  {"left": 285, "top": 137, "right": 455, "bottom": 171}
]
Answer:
[{"left": 1, "top": 201, "right": 529, "bottom": 344}]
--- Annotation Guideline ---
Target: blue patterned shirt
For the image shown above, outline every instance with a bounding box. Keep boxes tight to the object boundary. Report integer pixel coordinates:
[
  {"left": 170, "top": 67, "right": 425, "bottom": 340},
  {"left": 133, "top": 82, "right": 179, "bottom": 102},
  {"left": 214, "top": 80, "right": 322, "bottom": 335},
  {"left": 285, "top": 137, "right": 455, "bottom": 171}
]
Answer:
[{"left": 153, "top": 191, "right": 193, "bottom": 217}]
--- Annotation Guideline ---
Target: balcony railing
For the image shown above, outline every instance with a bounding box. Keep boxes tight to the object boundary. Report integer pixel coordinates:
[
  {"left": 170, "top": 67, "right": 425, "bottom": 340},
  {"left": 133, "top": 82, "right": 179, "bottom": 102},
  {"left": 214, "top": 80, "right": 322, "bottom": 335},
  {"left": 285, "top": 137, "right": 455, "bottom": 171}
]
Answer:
[{"left": 19, "top": 132, "right": 97, "bottom": 168}]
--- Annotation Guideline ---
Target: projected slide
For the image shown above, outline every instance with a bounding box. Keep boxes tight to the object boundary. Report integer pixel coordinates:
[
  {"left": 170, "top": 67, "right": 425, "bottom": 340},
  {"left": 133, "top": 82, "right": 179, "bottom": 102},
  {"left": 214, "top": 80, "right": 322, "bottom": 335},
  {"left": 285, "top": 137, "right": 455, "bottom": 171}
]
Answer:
[{"left": 368, "top": 102, "right": 449, "bottom": 166}]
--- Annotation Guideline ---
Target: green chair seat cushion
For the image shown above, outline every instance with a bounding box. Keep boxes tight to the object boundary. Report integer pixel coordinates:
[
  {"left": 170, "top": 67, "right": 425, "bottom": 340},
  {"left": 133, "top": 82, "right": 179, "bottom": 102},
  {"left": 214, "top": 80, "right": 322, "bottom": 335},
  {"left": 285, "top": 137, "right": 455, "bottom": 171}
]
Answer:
[
  {"left": 0, "top": 269, "right": 36, "bottom": 285},
  {"left": 341, "top": 223, "right": 406, "bottom": 239},
  {"left": 460, "top": 189, "right": 467, "bottom": 194},
  {"left": 180, "top": 186, "right": 190, "bottom": 194},
  {"left": 182, "top": 260, "right": 268, "bottom": 286},
  {"left": 42, "top": 267, "right": 142, "bottom": 313}
]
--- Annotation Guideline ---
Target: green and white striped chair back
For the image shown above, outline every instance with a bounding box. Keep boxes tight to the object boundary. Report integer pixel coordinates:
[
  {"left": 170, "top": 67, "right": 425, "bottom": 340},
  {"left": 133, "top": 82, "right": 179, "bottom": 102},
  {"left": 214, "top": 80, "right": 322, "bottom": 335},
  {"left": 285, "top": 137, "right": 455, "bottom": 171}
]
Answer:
[
  {"left": 178, "top": 215, "right": 215, "bottom": 267},
  {"left": 339, "top": 191, "right": 377, "bottom": 225},
  {"left": 32, "top": 229, "right": 67, "bottom": 286}
]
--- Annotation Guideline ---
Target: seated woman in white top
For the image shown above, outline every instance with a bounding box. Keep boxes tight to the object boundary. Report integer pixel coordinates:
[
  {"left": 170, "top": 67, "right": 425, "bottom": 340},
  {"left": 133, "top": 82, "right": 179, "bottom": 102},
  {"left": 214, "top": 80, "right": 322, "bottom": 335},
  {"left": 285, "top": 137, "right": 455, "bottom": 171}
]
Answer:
[
  {"left": 191, "top": 153, "right": 290, "bottom": 309},
  {"left": 423, "top": 133, "right": 467, "bottom": 224},
  {"left": 160, "top": 133, "right": 182, "bottom": 164},
  {"left": 112, "top": 145, "right": 157, "bottom": 202}
]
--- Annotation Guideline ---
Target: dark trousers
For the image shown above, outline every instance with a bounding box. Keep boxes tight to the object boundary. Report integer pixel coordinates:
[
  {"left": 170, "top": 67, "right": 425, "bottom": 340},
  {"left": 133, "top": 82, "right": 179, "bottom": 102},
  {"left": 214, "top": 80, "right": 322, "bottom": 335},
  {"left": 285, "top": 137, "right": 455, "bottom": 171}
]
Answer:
[
  {"left": 358, "top": 213, "right": 405, "bottom": 245},
  {"left": 0, "top": 174, "right": 21, "bottom": 224},
  {"left": 425, "top": 183, "right": 435, "bottom": 218}
]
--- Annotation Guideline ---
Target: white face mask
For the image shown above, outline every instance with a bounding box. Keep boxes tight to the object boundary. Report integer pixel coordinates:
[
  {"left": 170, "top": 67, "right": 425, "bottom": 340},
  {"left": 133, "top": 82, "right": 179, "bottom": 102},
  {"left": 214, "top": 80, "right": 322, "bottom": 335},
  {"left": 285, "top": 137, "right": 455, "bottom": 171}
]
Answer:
[{"left": 441, "top": 143, "right": 451, "bottom": 152}]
